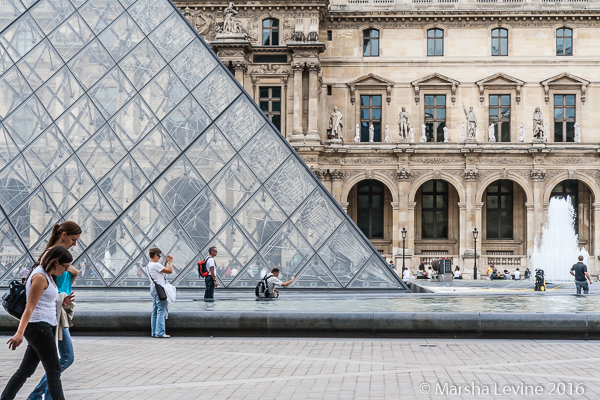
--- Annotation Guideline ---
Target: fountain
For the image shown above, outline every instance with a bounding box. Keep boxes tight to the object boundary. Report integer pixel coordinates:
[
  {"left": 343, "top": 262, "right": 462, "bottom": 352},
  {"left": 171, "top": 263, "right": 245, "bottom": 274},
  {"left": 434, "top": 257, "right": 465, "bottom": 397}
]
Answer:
[{"left": 530, "top": 197, "right": 589, "bottom": 282}]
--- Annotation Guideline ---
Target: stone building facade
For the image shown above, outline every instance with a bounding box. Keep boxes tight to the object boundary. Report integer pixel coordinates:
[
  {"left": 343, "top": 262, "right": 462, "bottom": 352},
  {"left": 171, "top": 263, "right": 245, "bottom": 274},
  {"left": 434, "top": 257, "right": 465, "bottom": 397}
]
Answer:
[{"left": 177, "top": 0, "right": 600, "bottom": 277}]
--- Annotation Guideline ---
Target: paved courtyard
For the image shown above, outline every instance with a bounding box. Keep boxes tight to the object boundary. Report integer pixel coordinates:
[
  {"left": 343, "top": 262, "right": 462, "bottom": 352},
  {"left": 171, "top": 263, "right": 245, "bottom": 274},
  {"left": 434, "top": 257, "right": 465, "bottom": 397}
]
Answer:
[{"left": 0, "top": 336, "right": 598, "bottom": 399}]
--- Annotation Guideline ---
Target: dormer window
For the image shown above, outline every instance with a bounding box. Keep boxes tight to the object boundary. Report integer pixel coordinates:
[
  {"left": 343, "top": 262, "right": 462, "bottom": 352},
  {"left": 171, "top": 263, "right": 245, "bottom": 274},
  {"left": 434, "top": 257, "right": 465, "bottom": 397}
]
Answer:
[{"left": 262, "top": 19, "right": 279, "bottom": 46}]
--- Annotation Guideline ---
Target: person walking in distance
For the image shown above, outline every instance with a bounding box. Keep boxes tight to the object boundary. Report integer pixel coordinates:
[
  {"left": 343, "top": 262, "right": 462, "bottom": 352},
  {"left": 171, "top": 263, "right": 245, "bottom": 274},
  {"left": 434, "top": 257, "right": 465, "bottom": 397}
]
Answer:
[
  {"left": 570, "top": 255, "right": 592, "bottom": 295},
  {"left": 28, "top": 222, "right": 81, "bottom": 400},
  {"left": 204, "top": 247, "right": 218, "bottom": 301},
  {"left": 147, "top": 248, "right": 173, "bottom": 338},
  {"left": 1, "top": 246, "right": 75, "bottom": 400}
]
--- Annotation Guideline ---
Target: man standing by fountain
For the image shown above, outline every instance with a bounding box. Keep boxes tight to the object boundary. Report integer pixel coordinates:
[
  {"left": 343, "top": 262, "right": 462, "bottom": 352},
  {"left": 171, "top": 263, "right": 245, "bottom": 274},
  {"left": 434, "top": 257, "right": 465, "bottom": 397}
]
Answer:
[{"left": 570, "top": 255, "right": 592, "bottom": 295}]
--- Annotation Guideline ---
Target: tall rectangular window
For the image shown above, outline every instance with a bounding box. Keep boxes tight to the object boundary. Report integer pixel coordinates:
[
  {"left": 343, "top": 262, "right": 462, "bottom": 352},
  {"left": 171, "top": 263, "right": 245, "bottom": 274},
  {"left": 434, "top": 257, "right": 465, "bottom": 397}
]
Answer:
[
  {"left": 492, "top": 28, "right": 508, "bottom": 56},
  {"left": 427, "top": 29, "right": 443, "bottom": 56},
  {"left": 262, "top": 19, "right": 279, "bottom": 46},
  {"left": 363, "top": 29, "right": 379, "bottom": 57},
  {"left": 489, "top": 94, "right": 511, "bottom": 142},
  {"left": 554, "top": 94, "right": 575, "bottom": 142},
  {"left": 360, "top": 95, "right": 381, "bottom": 142},
  {"left": 424, "top": 95, "right": 446, "bottom": 142},
  {"left": 556, "top": 28, "right": 573, "bottom": 56},
  {"left": 259, "top": 86, "right": 281, "bottom": 131},
  {"left": 421, "top": 180, "right": 448, "bottom": 239},
  {"left": 357, "top": 180, "right": 384, "bottom": 239},
  {"left": 486, "top": 180, "right": 513, "bottom": 240}
]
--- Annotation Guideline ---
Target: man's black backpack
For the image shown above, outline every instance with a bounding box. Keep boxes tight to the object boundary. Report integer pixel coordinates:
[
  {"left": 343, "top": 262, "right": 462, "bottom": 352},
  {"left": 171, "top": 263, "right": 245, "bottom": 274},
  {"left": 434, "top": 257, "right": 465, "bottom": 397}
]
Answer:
[
  {"left": 255, "top": 274, "right": 271, "bottom": 298},
  {"left": 2, "top": 280, "right": 27, "bottom": 320}
]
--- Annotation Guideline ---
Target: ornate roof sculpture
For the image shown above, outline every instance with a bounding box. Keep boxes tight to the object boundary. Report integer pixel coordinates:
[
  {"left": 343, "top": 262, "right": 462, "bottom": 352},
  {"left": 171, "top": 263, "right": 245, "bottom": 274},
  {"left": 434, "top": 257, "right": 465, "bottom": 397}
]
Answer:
[{"left": 0, "top": 0, "right": 407, "bottom": 290}]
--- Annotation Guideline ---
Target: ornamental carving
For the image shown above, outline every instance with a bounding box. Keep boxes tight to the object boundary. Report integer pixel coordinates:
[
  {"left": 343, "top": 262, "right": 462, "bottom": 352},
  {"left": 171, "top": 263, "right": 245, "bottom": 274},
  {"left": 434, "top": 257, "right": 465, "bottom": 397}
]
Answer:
[
  {"left": 397, "top": 168, "right": 411, "bottom": 181},
  {"left": 302, "top": 156, "right": 318, "bottom": 163},
  {"left": 464, "top": 169, "right": 479, "bottom": 181},
  {"left": 320, "top": 157, "right": 341, "bottom": 165},
  {"left": 579, "top": 169, "right": 600, "bottom": 183},
  {"left": 409, "top": 156, "right": 463, "bottom": 165},
  {"left": 546, "top": 157, "right": 600, "bottom": 165},
  {"left": 409, "top": 170, "right": 427, "bottom": 184},
  {"left": 342, "top": 158, "right": 393, "bottom": 165},
  {"left": 310, "top": 167, "right": 325, "bottom": 180},
  {"left": 475, "top": 169, "right": 495, "bottom": 183},
  {"left": 530, "top": 169, "right": 546, "bottom": 181},
  {"left": 513, "top": 169, "right": 533, "bottom": 183},
  {"left": 482, "top": 157, "right": 531, "bottom": 165},
  {"left": 330, "top": 169, "right": 345, "bottom": 180},
  {"left": 340, "top": 170, "right": 363, "bottom": 182}
]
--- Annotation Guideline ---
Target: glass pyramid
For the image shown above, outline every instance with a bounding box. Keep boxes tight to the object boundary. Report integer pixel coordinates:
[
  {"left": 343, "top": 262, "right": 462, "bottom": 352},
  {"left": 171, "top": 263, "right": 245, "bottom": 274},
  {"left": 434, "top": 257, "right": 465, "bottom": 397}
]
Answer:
[{"left": 0, "top": 0, "right": 407, "bottom": 290}]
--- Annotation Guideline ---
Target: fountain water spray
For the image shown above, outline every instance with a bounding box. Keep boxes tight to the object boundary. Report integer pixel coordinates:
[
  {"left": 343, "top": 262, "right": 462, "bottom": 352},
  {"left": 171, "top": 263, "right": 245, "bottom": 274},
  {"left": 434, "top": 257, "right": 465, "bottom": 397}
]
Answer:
[{"left": 530, "top": 197, "right": 589, "bottom": 282}]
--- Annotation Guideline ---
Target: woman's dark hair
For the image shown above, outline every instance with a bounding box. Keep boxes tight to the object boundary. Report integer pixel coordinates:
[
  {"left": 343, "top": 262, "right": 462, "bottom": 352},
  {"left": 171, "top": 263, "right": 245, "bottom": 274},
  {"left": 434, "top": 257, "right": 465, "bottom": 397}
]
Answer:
[
  {"left": 41, "top": 246, "right": 73, "bottom": 273},
  {"left": 46, "top": 221, "right": 82, "bottom": 250}
]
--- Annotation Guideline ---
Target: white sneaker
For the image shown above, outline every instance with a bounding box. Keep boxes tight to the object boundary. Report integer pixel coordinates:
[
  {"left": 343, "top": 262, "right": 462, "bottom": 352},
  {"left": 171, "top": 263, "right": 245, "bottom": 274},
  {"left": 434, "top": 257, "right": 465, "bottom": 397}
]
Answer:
[{"left": 156, "top": 334, "right": 171, "bottom": 338}]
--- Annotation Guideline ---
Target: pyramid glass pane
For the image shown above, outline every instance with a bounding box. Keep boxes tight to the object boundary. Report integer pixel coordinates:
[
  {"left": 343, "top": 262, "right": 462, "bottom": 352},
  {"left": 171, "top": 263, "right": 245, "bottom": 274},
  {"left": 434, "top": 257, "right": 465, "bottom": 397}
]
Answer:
[{"left": 0, "top": 0, "right": 406, "bottom": 291}]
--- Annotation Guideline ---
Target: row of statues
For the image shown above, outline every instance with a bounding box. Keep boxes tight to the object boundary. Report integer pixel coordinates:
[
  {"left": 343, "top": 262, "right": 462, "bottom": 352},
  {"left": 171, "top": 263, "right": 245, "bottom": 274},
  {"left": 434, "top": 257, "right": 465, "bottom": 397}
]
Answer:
[{"left": 329, "top": 106, "right": 582, "bottom": 143}]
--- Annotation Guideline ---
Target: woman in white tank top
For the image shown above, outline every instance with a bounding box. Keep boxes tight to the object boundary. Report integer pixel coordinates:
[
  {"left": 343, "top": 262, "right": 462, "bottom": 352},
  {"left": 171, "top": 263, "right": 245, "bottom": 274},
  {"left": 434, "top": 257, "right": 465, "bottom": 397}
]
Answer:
[{"left": 1, "top": 246, "right": 75, "bottom": 400}]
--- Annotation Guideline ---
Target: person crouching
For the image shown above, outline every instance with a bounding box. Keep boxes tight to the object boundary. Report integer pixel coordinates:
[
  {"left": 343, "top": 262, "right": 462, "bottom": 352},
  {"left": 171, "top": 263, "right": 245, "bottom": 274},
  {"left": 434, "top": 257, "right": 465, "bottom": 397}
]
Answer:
[{"left": 263, "top": 268, "right": 294, "bottom": 298}]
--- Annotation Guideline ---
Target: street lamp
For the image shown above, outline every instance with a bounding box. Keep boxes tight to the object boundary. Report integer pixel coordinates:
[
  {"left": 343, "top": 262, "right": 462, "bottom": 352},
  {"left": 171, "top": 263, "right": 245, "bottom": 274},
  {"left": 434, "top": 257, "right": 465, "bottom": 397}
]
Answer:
[
  {"left": 473, "top": 228, "right": 478, "bottom": 280},
  {"left": 401, "top": 227, "right": 407, "bottom": 274}
]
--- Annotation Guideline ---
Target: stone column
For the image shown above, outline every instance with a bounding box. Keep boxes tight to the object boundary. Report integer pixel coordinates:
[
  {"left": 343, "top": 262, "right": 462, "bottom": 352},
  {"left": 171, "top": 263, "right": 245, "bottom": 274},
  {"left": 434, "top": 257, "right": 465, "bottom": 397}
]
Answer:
[
  {"left": 305, "top": 63, "right": 321, "bottom": 144},
  {"left": 330, "top": 170, "right": 344, "bottom": 203},
  {"left": 458, "top": 201, "right": 467, "bottom": 270},
  {"left": 526, "top": 202, "right": 535, "bottom": 258},
  {"left": 396, "top": 168, "right": 411, "bottom": 260},
  {"left": 464, "top": 170, "right": 479, "bottom": 252},
  {"left": 593, "top": 202, "right": 600, "bottom": 274},
  {"left": 407, "top": 201, "right": 416, "bottom": 269},
  {"left": 391, "top": 202, "right": 399, "bottom": 257},
  {"left": 232, "top": 62, "right": 246, "bottom": 86},
  {"left": 531, "top": 169, "right": 546, "bottom": 246},
  {"left": 290, "top": 63, "right": 304, "bottom": 143}
]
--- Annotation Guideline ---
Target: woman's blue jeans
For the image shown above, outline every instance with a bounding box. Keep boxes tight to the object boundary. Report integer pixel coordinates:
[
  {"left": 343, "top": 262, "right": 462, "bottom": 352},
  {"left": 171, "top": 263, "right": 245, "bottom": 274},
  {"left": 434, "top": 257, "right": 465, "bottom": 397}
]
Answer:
[
  {"left": 151, "top": 286, "right": 168, "bottom": 337},
  {"left": 26, "top": 327, "right": 73, "bottom": 400}
]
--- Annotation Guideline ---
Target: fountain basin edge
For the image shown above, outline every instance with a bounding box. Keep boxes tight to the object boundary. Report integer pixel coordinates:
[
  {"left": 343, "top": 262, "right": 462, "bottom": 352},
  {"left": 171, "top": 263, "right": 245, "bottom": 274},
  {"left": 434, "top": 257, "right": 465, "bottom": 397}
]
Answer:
[{"left": 1, "top": 311, "right": 598, "bottom": 339}]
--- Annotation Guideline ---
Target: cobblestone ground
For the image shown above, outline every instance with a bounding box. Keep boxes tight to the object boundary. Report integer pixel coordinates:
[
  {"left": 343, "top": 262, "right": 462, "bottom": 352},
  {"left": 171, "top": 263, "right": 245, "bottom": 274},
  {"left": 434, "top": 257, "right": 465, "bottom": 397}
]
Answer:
[{"left": 1, "top": 336, "right": 599, "bottom": 399}]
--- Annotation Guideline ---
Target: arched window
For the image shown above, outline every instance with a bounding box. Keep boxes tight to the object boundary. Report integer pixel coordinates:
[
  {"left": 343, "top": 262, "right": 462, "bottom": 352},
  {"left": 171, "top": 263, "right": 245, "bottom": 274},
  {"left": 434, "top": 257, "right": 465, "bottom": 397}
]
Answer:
[
  {"left": 427, "top": 29, "right": 443, "bottom": 56},
  {"left": 421, "top": 180, "right": 448, "bottom": 239},
  {"left": 557, "top": 28, "right": 573, "bottom": 56},
  {"left": 363, "top": 29, "right": 379, "bottom": 57},
  {"left": 492, "top": 28, "right": 508, "bottom": 56},
  {"left": 357, "top": 180, "right": 384, "bottom": 239},
  {"left": 262, "top": 19, "right": 279, "bottom": 46},
  {"left": 551, "top": 180, "right": 578, "bottom": 232},
  {"left": 486, "top": 180, "right": 513, "bottom": 239}
]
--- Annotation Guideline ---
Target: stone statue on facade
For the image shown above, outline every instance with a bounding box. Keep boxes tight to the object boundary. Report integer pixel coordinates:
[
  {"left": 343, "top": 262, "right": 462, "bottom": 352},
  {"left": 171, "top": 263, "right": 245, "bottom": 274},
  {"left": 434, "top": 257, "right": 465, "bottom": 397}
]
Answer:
[
  {"left": 369, "top": 122, "right": 374, "bottom": 143},
  {"left": 461, "top": 123, "right": 466, "bottom": 142},
  {"left": 574, "top": 123, "right": 581, "bottom": 142},
  {"left": 443, "top": 126, "right": 449, "bottom": 143},
  {"left": 420, "top": 124, "right": 427, "bottom": 142},
  {"left": 221, "top": 2, "right": 240, "bottom": 33},
  {"left": 384, "top": 124, "right": 390, "bottom": 143},
  {"left": 409, "top": 127, "right": 415, "bottom": 143},
  {"left": 328, "top": 106, "right": 343, "bottom": 140},
  {"left": 533, "top": 107, "right": 544, "bottom": 140},
  {"left": 519, "top": 123, "right": 525, "bottom": 142},
  {"left": 398, "top": 107, "right": 411, "bottom": 142},
  {"left": 354, "top": 123, "right": 360, "bottom": 143},
  {"left": 488, "top": 124, "right": 496, "bottom": 142},
  {"left": 463, "top": 105, "right": 477, "bottom": 139}
]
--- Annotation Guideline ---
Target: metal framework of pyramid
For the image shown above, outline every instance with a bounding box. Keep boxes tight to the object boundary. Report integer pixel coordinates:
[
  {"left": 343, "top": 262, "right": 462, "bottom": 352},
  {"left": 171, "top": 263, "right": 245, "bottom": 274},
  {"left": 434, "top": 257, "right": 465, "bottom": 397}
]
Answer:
[{"left": 0, "top": 0, "right": 408, "bottom": 290}]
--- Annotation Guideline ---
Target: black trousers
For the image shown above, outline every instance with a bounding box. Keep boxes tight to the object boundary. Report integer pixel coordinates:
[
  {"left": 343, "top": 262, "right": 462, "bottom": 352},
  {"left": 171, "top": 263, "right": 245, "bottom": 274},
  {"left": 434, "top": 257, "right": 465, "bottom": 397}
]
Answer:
[{"left": 1, "top": 322, "right": 64, "bottom": 400}]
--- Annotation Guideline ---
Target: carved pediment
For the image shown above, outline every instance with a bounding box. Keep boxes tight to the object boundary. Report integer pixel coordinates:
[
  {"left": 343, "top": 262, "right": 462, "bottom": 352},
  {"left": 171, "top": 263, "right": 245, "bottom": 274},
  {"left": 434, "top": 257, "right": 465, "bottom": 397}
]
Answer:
[
  {"left": 541, "top": 73, "right": 590, "bottom": 104},
  {"left": 411, "top": 73, "right": 460, "bottom": 104},
  {"left": 476, "top": 73, "right": 525, "bottom": 104},
  {"left": 347, "top": 73, "right": 394, "bottom": 105}
]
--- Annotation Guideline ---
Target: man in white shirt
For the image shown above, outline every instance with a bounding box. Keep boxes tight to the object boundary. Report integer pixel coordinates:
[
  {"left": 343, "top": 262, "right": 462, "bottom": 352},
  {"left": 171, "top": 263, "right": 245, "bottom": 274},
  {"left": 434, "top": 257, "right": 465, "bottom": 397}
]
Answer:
[
  {"left": 147, "top": 247, "right": 173, "bottom": 338},
  {"left": 204, "top": 246, "right": 218, "bottom": 302},
  {"left": 514, "top": 268, "right": 521, "bottom": 280},
  {"left": 263, "top": 268, "right": 294, "bottom": 298},
  {"left": 402, "top": 268, "right": 411, "bottom": 280}
]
